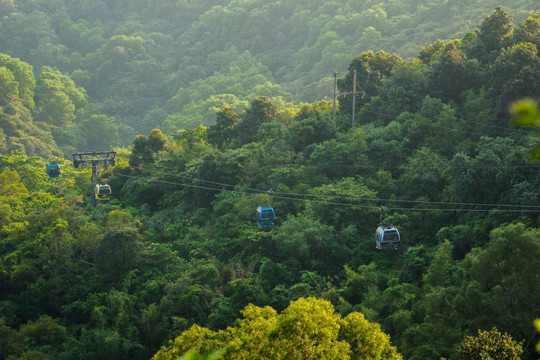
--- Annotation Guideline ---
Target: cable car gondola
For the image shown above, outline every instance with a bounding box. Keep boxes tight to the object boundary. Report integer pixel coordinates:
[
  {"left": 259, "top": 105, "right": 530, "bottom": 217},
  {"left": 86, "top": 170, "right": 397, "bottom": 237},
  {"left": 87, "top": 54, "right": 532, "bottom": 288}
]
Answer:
[
  {"left": 94, "top": 183, "right": 112, "bottom": 201},
  {"left": 257, "top": 206, "right": 275, "bottom": 226},
  {"left": 375, "top": 205, "right": 400, "bottom": 250},
  {"left": 375, "top": 225, "right": 400, "bottom": 250},
  {"left": 46, "top": 162, "right": 61, "bottom": 178}
]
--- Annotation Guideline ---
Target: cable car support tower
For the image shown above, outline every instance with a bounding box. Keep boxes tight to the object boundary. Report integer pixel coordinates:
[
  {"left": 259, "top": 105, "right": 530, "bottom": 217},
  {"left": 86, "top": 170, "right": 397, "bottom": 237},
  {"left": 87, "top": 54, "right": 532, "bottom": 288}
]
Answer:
[{"left": 72, "top": 151, "right": 116, "bottom": 206}]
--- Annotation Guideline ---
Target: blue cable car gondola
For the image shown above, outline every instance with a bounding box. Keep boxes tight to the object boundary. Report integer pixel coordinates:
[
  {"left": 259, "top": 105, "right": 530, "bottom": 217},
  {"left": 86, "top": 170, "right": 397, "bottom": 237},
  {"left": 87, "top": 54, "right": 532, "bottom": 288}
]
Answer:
[
  {"left": 257, "top": 206, "right": 275, "bottom": 226},
  {"left": 46, "top": 162, "right": 61, "bottom": 178},
  {"left": 375, "top": 225, "right": 400, "bottom": 250}
]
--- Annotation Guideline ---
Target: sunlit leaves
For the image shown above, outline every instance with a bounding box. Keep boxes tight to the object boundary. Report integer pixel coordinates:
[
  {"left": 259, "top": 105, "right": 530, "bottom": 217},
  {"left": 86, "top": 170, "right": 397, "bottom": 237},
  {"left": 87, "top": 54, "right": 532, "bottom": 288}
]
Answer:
[
  {"left": 129, "top": 128, "right": 168, "bottom": 167},
  {"left": 535, "top": 318, "right": 540, "bottom": 352},
  {"left": 510, "top": 98, "right": 540, "bottom": 159},
  {"left": 0, "top": 167, "right": 29, "bottom": 227},
  {"left": 513, "top": 11, "right": 540, "bottom": 51},
  {"left": 457, "top": 327, "right": 523, "bottom": 360},
  {"left": 0, "top": 53, "right": 35, "bottom": 109},
  {"left": 341, "top": 311, "right": 402, "bottom": 360},
  {"left": 153, "top": 297, "right": 401, "bottom": 360},
  {"left": 511, "top": 99, "right": 540, "bottom": 128}
]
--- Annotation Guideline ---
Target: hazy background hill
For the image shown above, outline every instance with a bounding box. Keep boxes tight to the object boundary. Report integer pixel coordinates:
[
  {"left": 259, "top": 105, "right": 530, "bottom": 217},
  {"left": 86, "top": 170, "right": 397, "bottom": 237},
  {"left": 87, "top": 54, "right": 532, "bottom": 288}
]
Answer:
[{"left": 0, "top": 0, "right": 537, "bottom": 141}]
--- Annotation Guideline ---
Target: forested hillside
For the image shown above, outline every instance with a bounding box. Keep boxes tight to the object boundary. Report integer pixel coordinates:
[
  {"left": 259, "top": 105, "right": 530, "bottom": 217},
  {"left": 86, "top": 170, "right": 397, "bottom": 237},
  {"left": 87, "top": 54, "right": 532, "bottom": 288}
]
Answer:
[
  {"left": 1, "top": 4, "right": 540, "bottom": 360},
  {"left": 0, "top": 0, "right": 537, "bottom": 148}
]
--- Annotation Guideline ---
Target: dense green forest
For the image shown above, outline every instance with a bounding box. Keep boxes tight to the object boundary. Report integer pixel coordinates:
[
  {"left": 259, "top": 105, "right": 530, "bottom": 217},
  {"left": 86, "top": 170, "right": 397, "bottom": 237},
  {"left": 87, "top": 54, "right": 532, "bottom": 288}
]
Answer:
[
  {"left": 1, "top": 2, "right": 540, "bottom": 360},
  {"left": 0, "top": 0, "right": 538, "bottom": 150}
]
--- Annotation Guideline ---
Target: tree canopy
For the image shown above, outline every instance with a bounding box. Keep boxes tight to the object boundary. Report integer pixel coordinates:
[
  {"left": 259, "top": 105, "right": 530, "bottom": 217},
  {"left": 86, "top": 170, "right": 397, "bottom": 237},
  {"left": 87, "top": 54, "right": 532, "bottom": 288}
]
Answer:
[{"left": 1, "top": 5, "right": 540, "bottom": 360}]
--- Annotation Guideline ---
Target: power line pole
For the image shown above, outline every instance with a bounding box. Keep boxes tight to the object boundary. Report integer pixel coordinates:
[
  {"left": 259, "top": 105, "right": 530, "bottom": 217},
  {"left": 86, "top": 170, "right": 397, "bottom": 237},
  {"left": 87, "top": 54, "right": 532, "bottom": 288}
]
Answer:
[{"left": 333, "top": 70, "right": 365, "bottom": 128}]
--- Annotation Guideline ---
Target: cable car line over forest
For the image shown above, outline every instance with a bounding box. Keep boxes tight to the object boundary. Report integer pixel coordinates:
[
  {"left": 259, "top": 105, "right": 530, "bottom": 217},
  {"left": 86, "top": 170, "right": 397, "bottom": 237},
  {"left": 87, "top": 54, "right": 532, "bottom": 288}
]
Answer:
[
  {"left": 127, "top": 165, "right": 540, "bottom": 211},
  {"left": 117, "top": 170, "right": 540, "bottom": 213}
]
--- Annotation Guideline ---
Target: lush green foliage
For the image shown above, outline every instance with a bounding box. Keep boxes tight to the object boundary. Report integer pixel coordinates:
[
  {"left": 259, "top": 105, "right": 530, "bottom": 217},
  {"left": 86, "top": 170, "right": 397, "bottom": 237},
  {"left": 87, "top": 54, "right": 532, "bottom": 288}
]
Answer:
[
  {"left": 153, "top": 297, "right": 401, "bottom": 360},
  {"left": 511, "top": 99, "right": 540, "bottom": 158},
  {"left": 0, "top": 0, "right": 537, "bottom": 143},
  {"left": 457, "top": 327, "right": 523, "bottom": 360},
  {"left": 1, "top": 5, "right": 540, "bottom": 360}
]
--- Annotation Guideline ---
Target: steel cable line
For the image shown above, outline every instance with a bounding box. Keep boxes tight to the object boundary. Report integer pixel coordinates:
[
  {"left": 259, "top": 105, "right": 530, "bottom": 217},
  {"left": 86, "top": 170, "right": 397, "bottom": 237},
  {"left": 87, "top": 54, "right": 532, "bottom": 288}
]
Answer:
[
  {"left": 116, "top": 173, "right": 540, "bottom": 213},
  {"left": 126, "top": 165, "right": 540, "bottom": 210},
  {"left": 120, "top": 97, "right": 540, "bottom": 210},
  {"left": 117, "top": 173, "right": 381, "bottom": 209}
]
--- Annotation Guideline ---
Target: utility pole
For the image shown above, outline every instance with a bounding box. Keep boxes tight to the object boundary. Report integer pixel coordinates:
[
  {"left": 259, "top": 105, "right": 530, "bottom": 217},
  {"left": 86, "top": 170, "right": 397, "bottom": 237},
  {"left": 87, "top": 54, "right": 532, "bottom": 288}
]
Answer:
[{"left": 333, "top": 70, "right": 365, "bottom": 128}]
